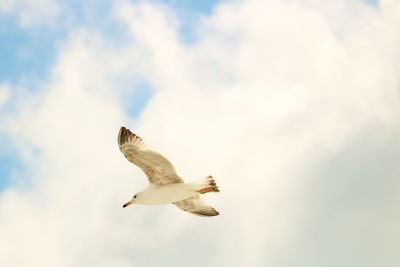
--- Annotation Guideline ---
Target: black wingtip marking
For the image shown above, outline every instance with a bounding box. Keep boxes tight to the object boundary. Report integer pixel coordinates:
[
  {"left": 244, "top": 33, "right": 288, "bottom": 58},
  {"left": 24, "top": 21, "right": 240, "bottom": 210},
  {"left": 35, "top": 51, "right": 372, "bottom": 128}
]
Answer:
[
  {"left": 118, "top": 126, "right": 127, "bottom": 145},
  {"left": 118, "top": 126, "right": 143, "bottom": 146}
]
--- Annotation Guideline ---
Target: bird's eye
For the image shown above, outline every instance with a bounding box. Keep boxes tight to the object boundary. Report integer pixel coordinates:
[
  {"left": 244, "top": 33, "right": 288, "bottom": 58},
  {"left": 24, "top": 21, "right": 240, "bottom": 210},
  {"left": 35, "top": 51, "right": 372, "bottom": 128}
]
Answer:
[{"left": 133, "top": 195, "right": 137, "bottom": 199}]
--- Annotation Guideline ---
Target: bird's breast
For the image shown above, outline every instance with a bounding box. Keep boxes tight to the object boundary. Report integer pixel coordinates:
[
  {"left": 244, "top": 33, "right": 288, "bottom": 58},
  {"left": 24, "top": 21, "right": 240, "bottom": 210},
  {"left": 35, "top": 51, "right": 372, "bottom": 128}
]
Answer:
[{"left": 137, "top": 183, "right": 198, "bottom": 205}]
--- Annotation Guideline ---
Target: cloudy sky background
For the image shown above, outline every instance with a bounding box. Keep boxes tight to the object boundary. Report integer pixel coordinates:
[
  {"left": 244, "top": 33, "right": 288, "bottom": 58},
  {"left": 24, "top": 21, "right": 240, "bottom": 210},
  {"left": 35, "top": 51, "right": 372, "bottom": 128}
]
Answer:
[{"left": 0, "top": 0, "right": 399, "bottom": 266}]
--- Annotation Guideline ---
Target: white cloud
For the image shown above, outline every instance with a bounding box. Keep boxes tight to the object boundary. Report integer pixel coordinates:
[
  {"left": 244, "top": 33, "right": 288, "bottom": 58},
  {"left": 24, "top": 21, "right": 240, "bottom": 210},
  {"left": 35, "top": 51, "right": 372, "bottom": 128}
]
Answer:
[
  {"left": 0, "top": 0, "right": 399, "bottom": 266},
  {"left": 0, "top": 0, "right": 61, "bottom": 27},
  {"left": 0, "top": 84, "right": 11, "bottom": 107}
]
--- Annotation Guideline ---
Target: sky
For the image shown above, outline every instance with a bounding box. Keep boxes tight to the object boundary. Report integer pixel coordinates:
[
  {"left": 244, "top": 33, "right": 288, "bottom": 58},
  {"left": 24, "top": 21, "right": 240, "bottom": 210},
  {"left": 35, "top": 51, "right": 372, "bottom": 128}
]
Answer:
[{"left": 0, "top": 0, "right": 399, "bottom": 266}]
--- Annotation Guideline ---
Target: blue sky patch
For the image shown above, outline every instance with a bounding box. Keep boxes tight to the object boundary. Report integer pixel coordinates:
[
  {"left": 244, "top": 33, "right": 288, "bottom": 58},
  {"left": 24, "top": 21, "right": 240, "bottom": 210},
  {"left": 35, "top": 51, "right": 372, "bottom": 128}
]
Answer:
[
  {"left": 364, "top": 0, "right": 378, "bottom": 6},
  {"left": 0, "top": 151, "right": 23, "bottom": 191},
  {"left": 162, "top": 0, "right": 228, "bottom": 43},
  {"left": 0, "top": 18, "right": 59, "bottom": 86}
]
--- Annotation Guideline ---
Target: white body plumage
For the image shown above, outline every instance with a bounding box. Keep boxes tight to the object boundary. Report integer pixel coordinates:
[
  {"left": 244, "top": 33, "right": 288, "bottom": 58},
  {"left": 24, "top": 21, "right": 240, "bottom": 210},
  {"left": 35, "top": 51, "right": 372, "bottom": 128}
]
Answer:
[{"left": 135, "top": 183, "right": 200, "bottom": 205}]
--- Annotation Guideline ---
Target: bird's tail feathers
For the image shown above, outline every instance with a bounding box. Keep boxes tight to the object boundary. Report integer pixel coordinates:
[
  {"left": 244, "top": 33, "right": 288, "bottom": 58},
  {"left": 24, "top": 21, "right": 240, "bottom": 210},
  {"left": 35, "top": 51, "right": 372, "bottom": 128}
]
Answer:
[{"left": 190, "top": 175, "right": 220, "bottom": 194}]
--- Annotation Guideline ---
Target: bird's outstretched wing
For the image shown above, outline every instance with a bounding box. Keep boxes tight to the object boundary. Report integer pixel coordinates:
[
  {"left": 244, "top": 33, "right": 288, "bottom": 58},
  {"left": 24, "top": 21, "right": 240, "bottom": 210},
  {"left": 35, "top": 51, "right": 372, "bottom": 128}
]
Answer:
[
  {"left": 174, "top": 196, "right": 219, "bottom": 217},
  {"left": 118, "top": 127, "right": 183, "bottom": 186}
]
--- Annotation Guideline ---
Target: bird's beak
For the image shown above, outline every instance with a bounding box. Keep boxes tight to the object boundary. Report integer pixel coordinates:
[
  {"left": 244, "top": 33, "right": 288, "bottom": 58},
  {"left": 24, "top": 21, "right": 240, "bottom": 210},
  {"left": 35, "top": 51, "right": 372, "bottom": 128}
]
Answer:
[{"left": 122, "top": 201, "right": 133, "bottom": 208}]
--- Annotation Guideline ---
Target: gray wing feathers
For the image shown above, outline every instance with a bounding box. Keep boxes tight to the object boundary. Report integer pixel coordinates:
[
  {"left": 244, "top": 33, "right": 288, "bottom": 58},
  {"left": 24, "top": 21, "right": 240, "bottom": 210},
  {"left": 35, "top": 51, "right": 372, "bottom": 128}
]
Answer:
[
  {"left": 174, "top": 197, "right": 219, "bottom": 217},
  {"left": 118, "top": 127, "right": 183, "bottom": 186}
]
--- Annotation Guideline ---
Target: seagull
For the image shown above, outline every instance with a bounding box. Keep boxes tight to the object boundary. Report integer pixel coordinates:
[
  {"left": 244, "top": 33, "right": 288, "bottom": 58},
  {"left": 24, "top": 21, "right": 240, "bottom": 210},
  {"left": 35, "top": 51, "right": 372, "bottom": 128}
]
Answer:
[{"left": 118, "top": 127, "right": 220, "bottom": 217}]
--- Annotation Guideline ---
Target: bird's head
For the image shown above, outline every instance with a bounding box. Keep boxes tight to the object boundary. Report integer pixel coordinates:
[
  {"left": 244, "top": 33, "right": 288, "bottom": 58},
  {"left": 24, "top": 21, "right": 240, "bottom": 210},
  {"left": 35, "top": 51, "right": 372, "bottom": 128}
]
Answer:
[{"left": 122, "top": 193, "right": 139, "bottom": 208}]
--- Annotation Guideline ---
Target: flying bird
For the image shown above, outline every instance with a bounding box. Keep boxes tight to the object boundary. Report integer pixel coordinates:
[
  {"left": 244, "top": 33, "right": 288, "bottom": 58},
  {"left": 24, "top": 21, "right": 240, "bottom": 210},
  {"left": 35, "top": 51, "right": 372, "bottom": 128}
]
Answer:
[{"left": 118, "top": 127, "right": 220, "bottom": 217}]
